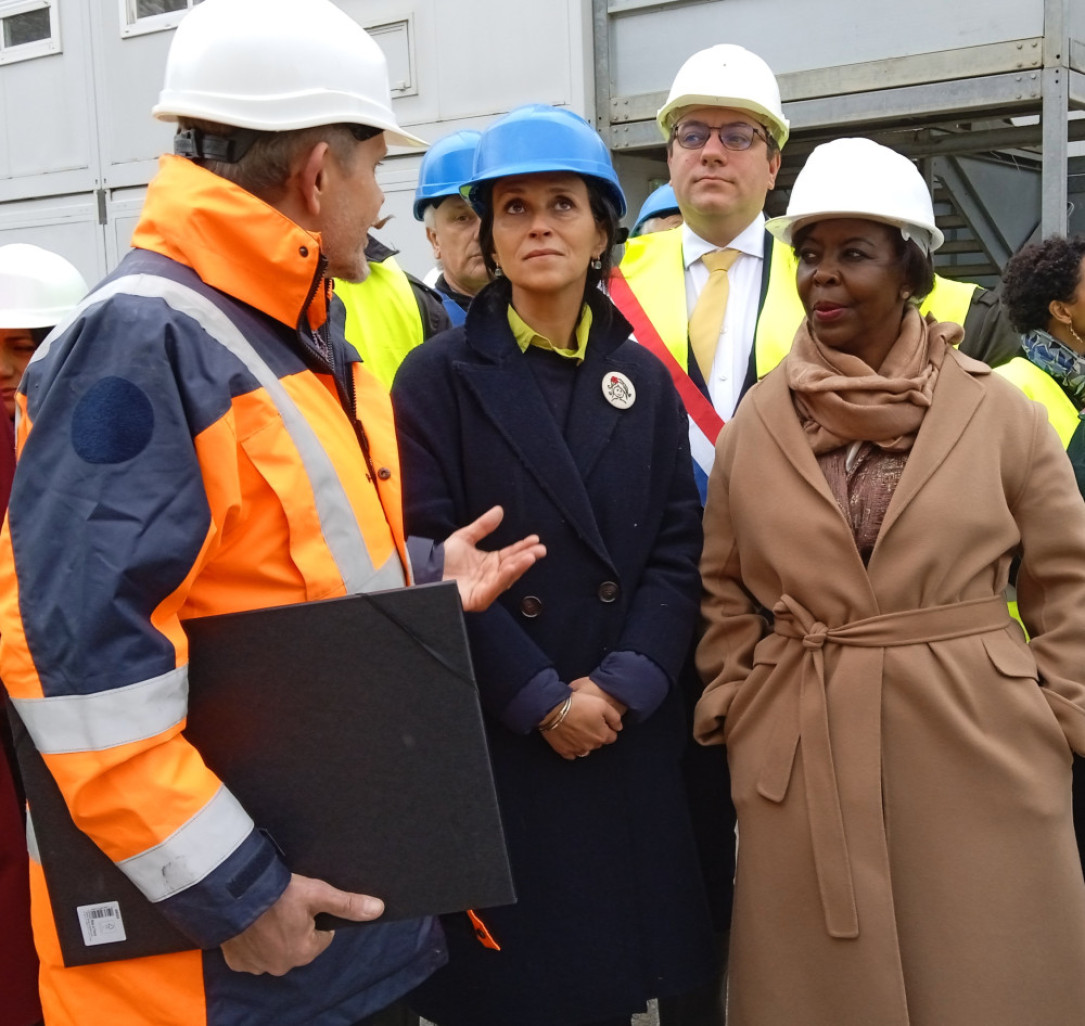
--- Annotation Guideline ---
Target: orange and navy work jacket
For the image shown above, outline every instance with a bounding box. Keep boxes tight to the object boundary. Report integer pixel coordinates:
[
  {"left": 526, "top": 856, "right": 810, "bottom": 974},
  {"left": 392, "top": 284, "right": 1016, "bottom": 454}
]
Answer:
[{"left": 0, "top": 155, "right": 443, "bottom": 1026}]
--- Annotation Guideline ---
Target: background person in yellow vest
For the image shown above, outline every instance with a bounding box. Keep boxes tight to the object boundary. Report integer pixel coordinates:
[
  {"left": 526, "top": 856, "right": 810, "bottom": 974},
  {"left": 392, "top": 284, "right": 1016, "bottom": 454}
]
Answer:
[
  {"left": 997, "top": 235, "right": 1085, "bottom": 887},
  {"left": 337, "top": 232, "right": 451, "bottom": 390},
  {"left": 998, "top": 234, "right": 1085, "bottom": 494},
  {"left": 414, "top": 130, "right": 490, "bottom": 327},
  {"left": 0, "top": 3, "right": 545, "bottom": 1024},
  {"left": 611, "top": 44, "right": 1021, "bottom": 505},
  {"left": 612, "top": 42, "right": 791, "bottom": 1026},
  {"left": 611, "top": 44, "right": 789, "bottom": 504},
  {"left": 611, "top": 47, "right": 791, "bottom": 1026}
]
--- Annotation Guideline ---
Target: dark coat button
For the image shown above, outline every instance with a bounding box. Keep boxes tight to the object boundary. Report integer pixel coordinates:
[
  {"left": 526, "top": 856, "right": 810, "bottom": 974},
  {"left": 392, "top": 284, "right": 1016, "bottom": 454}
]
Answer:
[
  {"left": 377, "top": 467, "right": 392, "bottom": 480},
  {"left": 597, "top": 581, "right": 619, "bottom": 603},
  {"left": 520, "top": 595, "right": 543, "bottom": 618}
]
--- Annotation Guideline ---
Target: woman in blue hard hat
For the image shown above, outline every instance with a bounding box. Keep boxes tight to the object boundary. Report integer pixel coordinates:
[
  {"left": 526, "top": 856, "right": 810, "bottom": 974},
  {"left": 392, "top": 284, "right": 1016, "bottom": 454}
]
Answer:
[{"left": 392, "top": 104, "right": 716, "bottom": 1026}]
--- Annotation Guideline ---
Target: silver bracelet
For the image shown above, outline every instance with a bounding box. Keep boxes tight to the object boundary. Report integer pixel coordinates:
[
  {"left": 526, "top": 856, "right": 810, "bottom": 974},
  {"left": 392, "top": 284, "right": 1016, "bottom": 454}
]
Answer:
[{"left": 538, "top": 695, "right": 572, "bottom": 733}]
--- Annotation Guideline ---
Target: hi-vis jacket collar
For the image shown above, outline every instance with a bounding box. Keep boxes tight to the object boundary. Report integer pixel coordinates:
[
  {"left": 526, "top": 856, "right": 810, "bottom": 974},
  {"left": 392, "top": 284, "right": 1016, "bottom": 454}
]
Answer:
[{"left": 132, "top": 154, "right": 327, "bottom": 333}]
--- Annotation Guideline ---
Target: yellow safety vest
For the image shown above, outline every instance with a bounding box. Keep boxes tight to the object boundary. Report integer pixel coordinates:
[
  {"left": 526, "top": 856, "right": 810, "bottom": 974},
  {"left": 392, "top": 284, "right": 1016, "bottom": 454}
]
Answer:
[
  {"left": 993, "top": 358, "right": 1081, "bottom": 630},
  {"left": 919, "top": 274, "right": 978, "bottom": 330},
  {"left": 995, "top": 358, "right": 1080, "bottom": 448},
  {"left": 616, "top": 225, "right": 981, "bottom": 382},
  {"left": 337, "top": 255, "right": 425, "bottom": 390}
]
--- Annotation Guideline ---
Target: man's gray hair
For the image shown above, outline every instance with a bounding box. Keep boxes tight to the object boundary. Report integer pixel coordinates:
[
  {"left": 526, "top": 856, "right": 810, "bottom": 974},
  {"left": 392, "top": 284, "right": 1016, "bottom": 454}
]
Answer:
[{"left": 177, "top": 118, "right": 361, "bottom": 202}]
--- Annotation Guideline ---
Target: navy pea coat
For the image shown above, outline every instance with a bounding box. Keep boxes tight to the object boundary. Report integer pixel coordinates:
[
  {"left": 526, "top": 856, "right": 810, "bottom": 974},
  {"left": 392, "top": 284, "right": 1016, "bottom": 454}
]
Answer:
[{"left": 391, "top": 279, "right": 716, "bottom": 1026}]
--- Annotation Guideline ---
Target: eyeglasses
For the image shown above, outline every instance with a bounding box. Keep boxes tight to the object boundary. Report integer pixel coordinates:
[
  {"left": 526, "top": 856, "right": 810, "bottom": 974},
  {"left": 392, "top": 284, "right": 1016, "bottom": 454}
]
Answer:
[{"left": 672, "top": 121, "right": 768, "bottom": 152}]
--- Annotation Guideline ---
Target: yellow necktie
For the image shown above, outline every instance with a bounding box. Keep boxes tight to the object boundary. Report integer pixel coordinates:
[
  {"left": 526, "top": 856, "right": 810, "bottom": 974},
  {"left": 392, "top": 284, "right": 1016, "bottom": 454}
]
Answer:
[{"left": 689, "top": 248, "right": 740, "bottom": 382}]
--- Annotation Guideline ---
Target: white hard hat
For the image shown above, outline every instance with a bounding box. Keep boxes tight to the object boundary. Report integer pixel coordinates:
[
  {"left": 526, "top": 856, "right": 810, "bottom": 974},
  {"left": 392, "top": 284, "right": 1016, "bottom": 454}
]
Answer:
[
  {"left": 657, "top": 44, "right": 789, "bottom": 149},
  {"left": 0, "top": 244, "right": 88, "bottom": 329},
  {"left": 152, "top": 0, "right": 426, "bottom": 148},
  {"left": 765, "top": 138, "right": 944, "bottom": 253}
]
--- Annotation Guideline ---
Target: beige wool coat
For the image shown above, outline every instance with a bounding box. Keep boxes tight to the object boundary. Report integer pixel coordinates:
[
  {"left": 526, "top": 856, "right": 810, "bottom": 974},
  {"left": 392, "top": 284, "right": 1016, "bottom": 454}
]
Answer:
[{"left": 694, "top": 344, "right": 1085, "bottom": 1026}]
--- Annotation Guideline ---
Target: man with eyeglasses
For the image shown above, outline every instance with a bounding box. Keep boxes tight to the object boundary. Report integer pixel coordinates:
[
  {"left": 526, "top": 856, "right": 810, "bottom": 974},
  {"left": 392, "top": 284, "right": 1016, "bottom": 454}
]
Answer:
[
  {"left": 611, "top": 44, "right": 780, "bottom": 1026},
  {"left": 610, "top": 44, "right": 791, "bottom": 505},
  {"left": 613, "top": 60, "right": 791, "bottom": 1022},
  {"left": 612, "top": 44, "right": 1020, "bottom": 504}
]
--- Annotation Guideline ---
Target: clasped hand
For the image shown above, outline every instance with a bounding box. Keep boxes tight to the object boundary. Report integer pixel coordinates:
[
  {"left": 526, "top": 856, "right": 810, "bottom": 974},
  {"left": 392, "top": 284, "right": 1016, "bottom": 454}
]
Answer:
[{"left": 541, "top": 677, "right": 626, "bottom": 760}]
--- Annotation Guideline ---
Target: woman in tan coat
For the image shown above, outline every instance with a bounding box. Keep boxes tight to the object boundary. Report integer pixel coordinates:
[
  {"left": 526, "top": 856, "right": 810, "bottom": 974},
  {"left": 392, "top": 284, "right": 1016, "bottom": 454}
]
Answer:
[{"left": 694, "top": 138, "right": 1085, "bottom": 1026}]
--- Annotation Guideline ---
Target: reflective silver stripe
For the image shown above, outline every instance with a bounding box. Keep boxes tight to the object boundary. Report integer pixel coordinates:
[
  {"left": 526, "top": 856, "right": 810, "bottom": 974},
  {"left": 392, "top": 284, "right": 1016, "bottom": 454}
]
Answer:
[
  {"left": 118, "top": 785, "right": 254, "bottom": 902},
  {"left": 46, "top": 273, "right": 405, "bottom": 594},
  {"left": 12, "top": 666, "right": 188, "bottom": 755},
  {"left": 369, "top": 550, "right": 412, "bottom": 592},
  {"left": 26, "top": 770, "right": 250, "bottom": 899},
  {"left": 25, "top": 809, "right": 38, "bottom": 863}
]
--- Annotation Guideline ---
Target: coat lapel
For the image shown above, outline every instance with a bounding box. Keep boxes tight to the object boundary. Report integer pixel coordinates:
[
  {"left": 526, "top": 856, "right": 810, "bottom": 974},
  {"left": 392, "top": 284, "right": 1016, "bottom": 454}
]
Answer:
[
  {"left": 872, "top": 350, "right": 986, "bottom": 549},
  {"left": 455, "top": 328, "right": 614, "bottom": 569},
  {"left": 749, "top": 368, "right": 848, "bottom": 515},
  {"left": 748, "top": 366, "right": 879, "bottom": 593},
  {"left": 564, "top": 334, "right": 631, "bottom": 484}
]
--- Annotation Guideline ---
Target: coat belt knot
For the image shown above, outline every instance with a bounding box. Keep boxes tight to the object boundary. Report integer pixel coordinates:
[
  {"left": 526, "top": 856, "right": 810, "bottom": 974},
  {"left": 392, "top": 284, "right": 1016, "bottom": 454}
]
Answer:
[{"left": 765, "top": 593, "right": 1012, "bottom": 940}]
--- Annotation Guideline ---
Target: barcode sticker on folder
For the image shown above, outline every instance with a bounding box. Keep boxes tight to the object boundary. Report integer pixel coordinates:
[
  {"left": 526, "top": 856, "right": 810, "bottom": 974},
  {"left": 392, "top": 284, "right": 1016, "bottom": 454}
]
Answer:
[{"left": 77, "top": 901, "right": 127, "bottom": 947}]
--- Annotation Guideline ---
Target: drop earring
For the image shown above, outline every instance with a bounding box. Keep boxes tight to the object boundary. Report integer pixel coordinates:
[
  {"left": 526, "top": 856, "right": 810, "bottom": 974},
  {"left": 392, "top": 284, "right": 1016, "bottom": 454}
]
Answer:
[{"left": 590, "top": 257, "right": 602, "bottom": 271}]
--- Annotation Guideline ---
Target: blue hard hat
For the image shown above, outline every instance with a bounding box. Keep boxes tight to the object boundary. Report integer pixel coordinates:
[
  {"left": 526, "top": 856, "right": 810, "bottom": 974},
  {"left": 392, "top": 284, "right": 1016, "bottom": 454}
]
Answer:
[
  {"left": 632, "top": 183, "right": 679, "bottom": 235},
  {"left": 413, "top": 130, "right": 483, "bottom": 221},
  {"left": 462, "top": 104, "right": 626, "bottom": 218}
]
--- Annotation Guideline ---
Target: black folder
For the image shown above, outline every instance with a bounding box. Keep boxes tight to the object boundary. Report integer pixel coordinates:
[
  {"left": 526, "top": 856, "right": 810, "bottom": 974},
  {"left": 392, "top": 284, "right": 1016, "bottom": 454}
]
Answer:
[{"left": 14, "top": 581, "right": 514, "bottom": 967}]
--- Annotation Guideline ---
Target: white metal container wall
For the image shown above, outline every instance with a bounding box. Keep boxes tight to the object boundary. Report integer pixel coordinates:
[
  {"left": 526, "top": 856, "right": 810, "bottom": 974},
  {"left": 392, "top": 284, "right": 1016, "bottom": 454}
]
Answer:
[
  {"left": 1, "top": 0, "right": 1077, "bottom": 281},
  {"left": 336, "top": 0, "right": 594, "bottom": 129},
  {"left": 0, "top": 0, "right": 593, "bottom": 282},
  {"left": 89, "top": 5, "right": 178, "bottom": 183},
  {"left": 0, "top": 4, "right": 91, "bottom": 184},
  {"left": 0, "top": 191, "right": 101, "bottom": 281},
  {"left": 348, "top": 0, "right": 595, "bottom": 275},
  {"left": 0, "top": 1, "right": 104, "bottom": 289}
]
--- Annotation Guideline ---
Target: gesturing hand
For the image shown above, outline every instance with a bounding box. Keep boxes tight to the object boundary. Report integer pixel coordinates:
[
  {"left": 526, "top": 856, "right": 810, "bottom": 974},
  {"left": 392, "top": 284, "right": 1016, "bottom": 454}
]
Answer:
[
  {"left": 220, "top": 874, "right": 384, "bottom": 976},
  {"left": 443, "top": 505, "right": 546, "bottom": 612}
]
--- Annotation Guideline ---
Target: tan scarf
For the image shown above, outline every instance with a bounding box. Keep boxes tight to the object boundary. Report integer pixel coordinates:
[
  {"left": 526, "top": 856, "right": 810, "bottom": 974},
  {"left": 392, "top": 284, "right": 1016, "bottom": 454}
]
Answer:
[{"left": 785, "top": 306, "right": 963, "bottom": 454}]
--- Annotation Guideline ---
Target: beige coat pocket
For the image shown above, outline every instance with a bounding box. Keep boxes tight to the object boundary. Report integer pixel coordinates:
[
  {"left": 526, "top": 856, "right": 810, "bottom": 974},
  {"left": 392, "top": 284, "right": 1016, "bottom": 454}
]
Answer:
[
  {"left": 722, "top": 650, "right": 780, "bottom": 745},
  {"left": 983, "top": 630, "right": 1071, "bottom": 757}
]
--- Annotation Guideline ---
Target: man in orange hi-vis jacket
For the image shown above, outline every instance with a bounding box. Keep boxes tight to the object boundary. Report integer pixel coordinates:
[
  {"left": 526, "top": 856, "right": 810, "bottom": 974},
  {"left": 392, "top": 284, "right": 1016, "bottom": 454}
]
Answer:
[{"left": 0, "top": 2, "right": 544, "bottom": 1025}]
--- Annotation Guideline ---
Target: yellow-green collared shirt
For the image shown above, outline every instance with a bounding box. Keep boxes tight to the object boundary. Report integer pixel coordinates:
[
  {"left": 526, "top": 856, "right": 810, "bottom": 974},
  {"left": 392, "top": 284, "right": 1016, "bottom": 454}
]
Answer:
[{"left": 507, "top": 303, "right": 593, "bottom": 362}]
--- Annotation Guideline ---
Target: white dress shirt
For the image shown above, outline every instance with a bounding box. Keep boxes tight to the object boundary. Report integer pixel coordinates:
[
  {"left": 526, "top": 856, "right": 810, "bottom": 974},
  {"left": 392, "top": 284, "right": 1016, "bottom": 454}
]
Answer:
[{"left": 682, "top": 214, "right": 766, "bottom": 421}]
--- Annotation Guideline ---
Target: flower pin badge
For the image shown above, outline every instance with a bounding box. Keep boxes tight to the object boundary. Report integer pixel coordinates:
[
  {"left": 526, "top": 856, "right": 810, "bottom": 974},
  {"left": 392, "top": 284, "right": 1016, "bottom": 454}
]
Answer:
[{"left": 602, "top": 371, "right": 636, "bottom": 410}]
